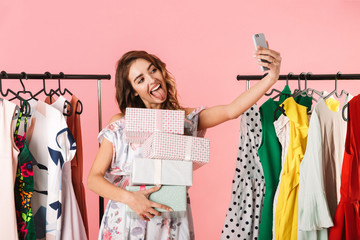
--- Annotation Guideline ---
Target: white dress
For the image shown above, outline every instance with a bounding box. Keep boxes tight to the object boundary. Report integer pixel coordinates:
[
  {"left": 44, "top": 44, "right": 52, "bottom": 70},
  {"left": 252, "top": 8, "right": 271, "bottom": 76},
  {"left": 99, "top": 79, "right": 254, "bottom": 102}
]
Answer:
[
  {"left": 221, "top": 104, "right": 264, "bottom": 240},
  {"left": 98, "top": 107, "right": 206, "bottom": 240},
  {"left": 28, "top": 100, "right": 76, "bottom": 240},
  {"left": 0, "top": 100, "right": 19, "bottom": 239},
  {"left": 272, "top": 114, "right": 290, "bottom": 239},
  {"left": 48, "top": 96, "right": 87, "bottom": 240},
  {"left": 297, "top": 96, "right": 351, "bottom": 240}
]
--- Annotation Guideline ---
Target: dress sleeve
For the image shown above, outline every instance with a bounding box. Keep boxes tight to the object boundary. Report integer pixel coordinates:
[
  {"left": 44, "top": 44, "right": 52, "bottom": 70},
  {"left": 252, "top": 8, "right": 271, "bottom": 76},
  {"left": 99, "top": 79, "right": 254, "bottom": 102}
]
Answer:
[
  {"left": 97, "top": 119, "right": 130, "bottom": 183},
  {"left": 185, "top": 106, "right": 207, "bottom": 137},
  {"left": 298, "top": 109, "right": 333, "bottom": 232},
  {"left": 98, "top": 120, "right": 124, "bottom": 145}
]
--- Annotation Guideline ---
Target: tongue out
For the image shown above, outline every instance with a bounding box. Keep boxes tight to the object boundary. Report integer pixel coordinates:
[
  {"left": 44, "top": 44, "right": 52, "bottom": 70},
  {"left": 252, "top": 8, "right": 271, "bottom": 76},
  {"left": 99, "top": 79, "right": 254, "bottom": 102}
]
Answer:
[{"left": 151, "top": 87, "right": 166, "bottom": 101}]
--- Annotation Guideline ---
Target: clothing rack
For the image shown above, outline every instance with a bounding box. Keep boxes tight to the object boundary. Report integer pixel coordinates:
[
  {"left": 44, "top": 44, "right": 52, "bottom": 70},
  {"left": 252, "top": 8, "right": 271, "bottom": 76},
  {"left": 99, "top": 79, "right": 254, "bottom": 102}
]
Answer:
[
  {"left": 0, "top": 71, "right": 111, "bottom": 226},
  {"left": 237, "top": 71, "right": 360, "bottom": 122},
  {"left": 237, "top": 72, "right": 360, "bottom": 90}
]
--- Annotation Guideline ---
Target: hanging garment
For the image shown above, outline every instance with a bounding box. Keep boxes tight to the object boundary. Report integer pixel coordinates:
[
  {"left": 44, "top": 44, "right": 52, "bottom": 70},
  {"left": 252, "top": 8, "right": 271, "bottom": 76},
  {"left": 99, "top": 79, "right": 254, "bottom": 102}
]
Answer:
[
  {"left": 67, "top": 95, "right": 89, "bottom": 237},
  {"left": 271, "top": 94, "right": 314, "bottom": 237},
  {"left": 319, "top": 96, "right": 351, "bottom": 215},
  {"left": 258, "top": 85, "right": 291, "bottom": 239},
  {"left": 27, "top": 100, "right": 76, "bottom": 240},
  {"left": 274, "top": 97, "right": 309, "bottom": 240},
  {"left": 297, "top": 98, "right": 342, "bottom": 240},
  {"left": 221, "top": 104, "right": 264, "bottom": 240},
  {"left": 297, "top": 96, "right": 349, "bottom": 239},
  {"left": 98, "top": 107, "right": 206, "bottom": 240},
  {"left": 44, "top": 96, "right": 87, "bottom": 240},
  {"left": 14, "top": 102, "right": 36, "bottom": 240},
  {"left": 0, "top": 99, "right": 20, "bottom": 239},
  {"left": 329, "top": 94, "right": 360, "bottom": 239},
  {"left": 271, "top": 114, "right": 290, "bottom": 239}
]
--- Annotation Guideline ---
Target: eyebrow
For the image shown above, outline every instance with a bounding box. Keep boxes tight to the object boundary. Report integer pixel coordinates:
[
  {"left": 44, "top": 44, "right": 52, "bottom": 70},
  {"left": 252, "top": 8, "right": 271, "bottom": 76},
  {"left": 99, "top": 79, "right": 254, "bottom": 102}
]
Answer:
[{"left": 133, "top": 63, "right": 154, "bottom": 83}]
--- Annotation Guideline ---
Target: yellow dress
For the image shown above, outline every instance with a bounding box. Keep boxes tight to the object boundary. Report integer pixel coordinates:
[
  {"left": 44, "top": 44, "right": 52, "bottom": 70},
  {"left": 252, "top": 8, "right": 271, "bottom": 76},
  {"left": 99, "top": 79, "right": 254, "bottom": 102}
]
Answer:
[{"left": 274, "top": 97, "right": 309, "bottom": 240}]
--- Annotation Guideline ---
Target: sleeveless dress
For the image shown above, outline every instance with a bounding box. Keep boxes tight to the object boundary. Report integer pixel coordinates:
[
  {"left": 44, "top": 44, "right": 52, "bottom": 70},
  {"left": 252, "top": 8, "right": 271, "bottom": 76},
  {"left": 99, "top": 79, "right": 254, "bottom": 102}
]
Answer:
[
  {"left": 329, "top": 94, "right": 360, "bottom": 239},
  {"left": 274, "top": 97, "right": 309, "bottom": 240},
  {"left": 0, "top": 99, "right": 20, "bottom": 239},
  {"left": 14, "top": 102, "right": 36, "bottom": 239},
  {"left": 98, "top": 107, "right": 206, "bottom": 240},
  {"left": 44, "top": 96, "right": 87, "bottom": 239},
  {"left": 221, "top": 104, "right": 264, "bottom": 240},
  {"left": 257, "top": 86, "right": 290, "bottom": 239}
]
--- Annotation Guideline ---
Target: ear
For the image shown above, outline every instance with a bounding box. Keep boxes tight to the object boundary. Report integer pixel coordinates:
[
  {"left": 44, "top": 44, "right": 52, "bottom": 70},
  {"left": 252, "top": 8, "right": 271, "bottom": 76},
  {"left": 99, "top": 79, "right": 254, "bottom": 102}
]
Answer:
[{"left": 134, "top": 92, "right": 139, "bottom": 96}]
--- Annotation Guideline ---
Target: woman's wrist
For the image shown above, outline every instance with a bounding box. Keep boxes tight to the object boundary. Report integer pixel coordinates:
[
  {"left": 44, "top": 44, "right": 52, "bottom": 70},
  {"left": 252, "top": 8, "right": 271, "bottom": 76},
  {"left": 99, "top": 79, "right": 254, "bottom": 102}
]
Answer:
[
  {"left": 121, "top": 189, "right": 133, "bottom": 206},
  {"left": 265, "top": 72, "right": 279, "bottom": 86}
]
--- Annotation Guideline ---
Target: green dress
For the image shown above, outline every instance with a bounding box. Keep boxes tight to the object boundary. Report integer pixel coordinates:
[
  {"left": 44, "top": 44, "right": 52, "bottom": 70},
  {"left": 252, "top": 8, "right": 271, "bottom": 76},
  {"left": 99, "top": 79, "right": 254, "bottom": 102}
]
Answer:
[
  {"left": 14, "top": 102, "right": 36, "bottom": 240},
  {"left": 257, "top": 86, "right": 312, "bottom": 239}
]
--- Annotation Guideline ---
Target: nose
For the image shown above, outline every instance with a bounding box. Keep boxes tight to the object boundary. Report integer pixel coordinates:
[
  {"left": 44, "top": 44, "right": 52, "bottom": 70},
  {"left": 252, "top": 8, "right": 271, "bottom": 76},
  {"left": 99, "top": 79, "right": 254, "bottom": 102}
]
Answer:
[{"left": 146, "top": 74, "right": 156, "bottom": 84}]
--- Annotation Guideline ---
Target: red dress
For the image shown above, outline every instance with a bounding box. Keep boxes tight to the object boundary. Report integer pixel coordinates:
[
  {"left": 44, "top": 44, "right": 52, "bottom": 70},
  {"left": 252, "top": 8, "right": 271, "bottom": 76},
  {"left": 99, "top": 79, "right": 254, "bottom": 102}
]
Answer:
[{"left": 329, "top": 95, "right": 360, "bottom": 240}]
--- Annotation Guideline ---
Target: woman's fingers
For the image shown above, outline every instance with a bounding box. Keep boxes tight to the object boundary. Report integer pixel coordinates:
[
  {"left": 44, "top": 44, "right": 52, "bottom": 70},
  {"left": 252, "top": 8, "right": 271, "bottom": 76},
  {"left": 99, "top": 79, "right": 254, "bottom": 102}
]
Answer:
[
  {"left": 152, "top": 201, "right": 173, "bottom": 212},
  {"left": 142, "top": 185, "right": 161, "bottom": 197},
  {"left": 256, "top": 54, "right": 276, "bottom": 64},
  {"left": 254, "top": 46, "right": 281, "bottom": 61}
]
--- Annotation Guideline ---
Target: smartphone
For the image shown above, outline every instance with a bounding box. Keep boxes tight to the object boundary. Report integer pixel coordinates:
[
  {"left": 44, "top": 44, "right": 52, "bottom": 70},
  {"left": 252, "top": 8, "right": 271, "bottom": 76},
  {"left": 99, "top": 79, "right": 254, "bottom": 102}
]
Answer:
[{"left": 253, "top": 33, "right": 270, "bottom": 71}]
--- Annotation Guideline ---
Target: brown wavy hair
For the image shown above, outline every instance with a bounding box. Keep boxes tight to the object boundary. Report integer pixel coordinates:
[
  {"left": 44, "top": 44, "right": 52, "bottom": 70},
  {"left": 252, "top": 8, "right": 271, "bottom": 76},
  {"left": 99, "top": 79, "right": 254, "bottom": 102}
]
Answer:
[{"left": 115, "top": 50, "right": 183, "bottom": 114}]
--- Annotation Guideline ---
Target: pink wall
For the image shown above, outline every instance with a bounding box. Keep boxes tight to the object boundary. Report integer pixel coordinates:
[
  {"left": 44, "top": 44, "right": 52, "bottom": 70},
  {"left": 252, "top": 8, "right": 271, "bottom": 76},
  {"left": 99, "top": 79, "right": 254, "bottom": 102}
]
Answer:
[{"left": 1, "top": 1, "right": 360, "bottom": 239}]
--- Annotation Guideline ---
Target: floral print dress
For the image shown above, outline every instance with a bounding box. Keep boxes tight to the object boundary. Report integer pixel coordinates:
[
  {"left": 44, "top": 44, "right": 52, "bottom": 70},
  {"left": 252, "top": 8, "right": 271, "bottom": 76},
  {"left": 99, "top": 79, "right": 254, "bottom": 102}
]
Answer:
[
  {"left": 14, "top": 102, "right": 36, "bottom": 240},
  {"left": 98, "top": 107, "right": 206, "bottom": 240}
]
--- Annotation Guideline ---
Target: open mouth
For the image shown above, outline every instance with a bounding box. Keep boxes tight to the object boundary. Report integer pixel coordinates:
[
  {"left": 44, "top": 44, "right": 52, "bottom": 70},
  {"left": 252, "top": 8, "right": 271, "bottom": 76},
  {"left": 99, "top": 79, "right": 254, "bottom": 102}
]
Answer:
[
  {"left": 149, "top": 83, "right": 166, "bottom": 101},
  {"left": 150, "top": 84, "right": 161, "bottom": 95}
]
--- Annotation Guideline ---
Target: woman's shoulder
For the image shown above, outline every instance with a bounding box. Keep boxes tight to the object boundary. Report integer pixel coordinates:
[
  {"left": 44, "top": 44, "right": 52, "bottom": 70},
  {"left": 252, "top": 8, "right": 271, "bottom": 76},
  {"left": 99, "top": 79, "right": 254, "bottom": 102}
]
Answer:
[
  {"left": 184, "top": 106, "right": 207, "bottom": 119},
  {"left": 108, "top": 113, "right": 125, "bottom": 124},
  {"left": 101, "top": 113, "right": 125, "bottom": 134},
  {"left": 184, "top": 107, "right": 195, "bottom": 117}
]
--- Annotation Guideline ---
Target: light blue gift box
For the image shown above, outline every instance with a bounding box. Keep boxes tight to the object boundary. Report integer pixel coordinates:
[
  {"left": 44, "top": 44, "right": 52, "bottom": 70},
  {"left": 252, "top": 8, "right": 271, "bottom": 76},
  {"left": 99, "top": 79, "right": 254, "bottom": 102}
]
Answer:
[{"left": 125, "top": 185, "right": 187, "bottom": 218}]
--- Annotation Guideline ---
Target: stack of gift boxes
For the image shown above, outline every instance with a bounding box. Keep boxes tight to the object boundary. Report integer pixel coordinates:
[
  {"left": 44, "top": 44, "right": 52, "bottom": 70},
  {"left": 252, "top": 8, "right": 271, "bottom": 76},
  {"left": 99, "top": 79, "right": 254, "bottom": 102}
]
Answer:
[{"left": 124, "top": 107, "right": 210, "bottom": 218}]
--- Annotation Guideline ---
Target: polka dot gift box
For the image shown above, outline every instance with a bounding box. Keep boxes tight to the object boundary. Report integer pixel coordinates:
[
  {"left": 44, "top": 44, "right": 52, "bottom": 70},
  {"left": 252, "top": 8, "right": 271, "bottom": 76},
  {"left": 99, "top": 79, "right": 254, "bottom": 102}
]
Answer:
[
  {"left": 142, "top": 131, "right": 210, "bottom": 170},
  {"left": 125, "top": 107, "right": 185, "bottom": 143}
]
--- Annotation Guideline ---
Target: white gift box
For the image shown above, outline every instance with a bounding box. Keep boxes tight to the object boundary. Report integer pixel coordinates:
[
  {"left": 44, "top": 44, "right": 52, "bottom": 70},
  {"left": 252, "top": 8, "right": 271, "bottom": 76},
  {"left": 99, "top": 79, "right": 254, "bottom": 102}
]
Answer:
[{"left": 131, "top": 158, "right": 193, "bottom": 186}]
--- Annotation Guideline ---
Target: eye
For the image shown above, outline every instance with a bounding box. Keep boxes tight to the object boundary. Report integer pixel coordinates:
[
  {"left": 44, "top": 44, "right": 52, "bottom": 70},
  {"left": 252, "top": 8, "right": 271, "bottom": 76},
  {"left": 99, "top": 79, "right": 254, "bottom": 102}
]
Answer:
[
  {"left": 151, "top": 67, "right": 157, "bottom": 73},
  {"left": 137, "top": 77, "right": 144, "bottom": 84}
]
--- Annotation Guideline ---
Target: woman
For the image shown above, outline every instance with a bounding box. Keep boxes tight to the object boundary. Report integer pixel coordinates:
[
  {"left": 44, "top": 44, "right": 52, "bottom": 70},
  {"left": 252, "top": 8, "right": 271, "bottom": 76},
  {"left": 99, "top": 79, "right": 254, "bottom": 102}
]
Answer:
[{"left": 88, "top": 47, "right": 281, "bottom": 239}]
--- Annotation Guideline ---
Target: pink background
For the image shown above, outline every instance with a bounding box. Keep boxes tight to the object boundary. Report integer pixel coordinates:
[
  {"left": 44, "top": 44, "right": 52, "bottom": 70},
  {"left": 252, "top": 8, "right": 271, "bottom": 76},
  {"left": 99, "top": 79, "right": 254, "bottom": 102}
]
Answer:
[{"left": 1, "top": 1, "right": 360, "bottom": 239}]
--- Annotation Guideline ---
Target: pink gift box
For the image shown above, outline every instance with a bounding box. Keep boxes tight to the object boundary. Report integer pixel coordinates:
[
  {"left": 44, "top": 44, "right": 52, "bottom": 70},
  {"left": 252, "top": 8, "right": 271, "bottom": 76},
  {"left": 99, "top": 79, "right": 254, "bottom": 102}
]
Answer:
[
  {"left": 142, "top": 131, "right": 210, "bottom": 170},
  {"left": 125, "top": 107, "right": 185, "bottom": 143}
]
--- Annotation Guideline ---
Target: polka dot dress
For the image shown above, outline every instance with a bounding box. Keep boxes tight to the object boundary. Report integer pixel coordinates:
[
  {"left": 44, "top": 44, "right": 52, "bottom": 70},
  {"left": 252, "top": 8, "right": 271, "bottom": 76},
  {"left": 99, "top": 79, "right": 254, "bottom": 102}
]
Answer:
[{"left": 221, "top": 104, "right": 265, "bottom": 240}]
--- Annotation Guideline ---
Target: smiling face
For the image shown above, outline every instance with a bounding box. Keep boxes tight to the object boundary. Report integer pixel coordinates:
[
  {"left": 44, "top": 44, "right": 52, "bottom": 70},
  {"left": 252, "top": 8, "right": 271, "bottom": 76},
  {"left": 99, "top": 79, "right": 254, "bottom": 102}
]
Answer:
[{"left": 128, "top": 58, "right": 168, "bottom": 109}]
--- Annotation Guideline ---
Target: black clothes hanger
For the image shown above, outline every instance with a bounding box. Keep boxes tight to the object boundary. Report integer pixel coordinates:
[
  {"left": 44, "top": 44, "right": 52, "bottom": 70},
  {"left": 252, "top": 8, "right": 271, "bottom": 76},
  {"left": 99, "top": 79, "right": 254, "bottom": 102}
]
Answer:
[
  {"left": 323, "top": 71, "right": 349, "bottom": 100},
  {"left": 342, "top": 103, "right": 349, "bottom": 121},
  {"left": 333, "top": 72, "right": 350, "bottom": 98},
  {"left": 265, "top": 72, "right": 294, "bottom": 99},
  {"left": 304, "top": 72, "right": 325, "bottom": 102},
  {"left": 0, "top": 71, "right": 31, "bottom": 118},
  {"left": 32, "top": 72, "right": 55, "bottom": 99},
  {"left": 274, "top": 104, "right": 286, "bottom": 120},
  {"left": 8, "top": 72, "right": 38, "bottom": 102},
  {"left": 48, "top": 89, "right": 74, "bottom": 117},
  {"left": 293, "top": 72, "right": 308, "bottom": 98},
  {"left": 51, "top": 72, "right": 82, "bottom": 115}
]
